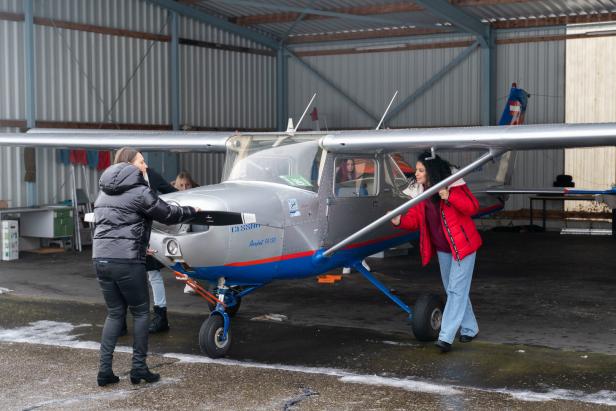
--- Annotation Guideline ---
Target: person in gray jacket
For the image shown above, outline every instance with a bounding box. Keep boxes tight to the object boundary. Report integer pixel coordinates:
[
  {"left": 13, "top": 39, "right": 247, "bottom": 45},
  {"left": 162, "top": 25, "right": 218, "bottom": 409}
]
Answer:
[{"left": 93, "top": 147, "right": 198, "bottom": 387}]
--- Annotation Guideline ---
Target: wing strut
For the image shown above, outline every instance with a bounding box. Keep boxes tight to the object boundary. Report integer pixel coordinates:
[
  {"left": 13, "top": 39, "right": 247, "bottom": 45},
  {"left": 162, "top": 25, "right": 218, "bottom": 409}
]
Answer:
[{"left": 321, "top": 148, "right": 505, "bottom": 258}]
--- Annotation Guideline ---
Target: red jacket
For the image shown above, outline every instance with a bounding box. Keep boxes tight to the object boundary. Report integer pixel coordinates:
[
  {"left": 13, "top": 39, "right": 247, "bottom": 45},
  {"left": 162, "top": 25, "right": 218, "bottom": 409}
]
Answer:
[{"left": 396, "top": 184, "right": 482, "bottom": 266}]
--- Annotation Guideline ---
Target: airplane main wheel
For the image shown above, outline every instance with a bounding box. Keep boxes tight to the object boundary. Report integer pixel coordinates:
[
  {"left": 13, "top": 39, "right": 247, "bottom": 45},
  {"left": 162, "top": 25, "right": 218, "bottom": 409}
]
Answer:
[
  {"left": 411, "top": 294, "right": 443, "bottom": 342},
  {"left": 199, "top": 315, "right": 232, "bottom": 358}
]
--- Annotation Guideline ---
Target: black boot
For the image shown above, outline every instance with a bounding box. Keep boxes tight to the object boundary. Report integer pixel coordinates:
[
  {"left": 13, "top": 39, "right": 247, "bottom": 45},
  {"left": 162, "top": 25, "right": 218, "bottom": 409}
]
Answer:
[
  {"left": 149, "top": 306, "right": 169, "bottom": 334},
  {"left": 97, "top": 371, "right": 120, "bottom": 387},
  {"left": 130, "top": 368, "right": 160, "bottom": 384}
]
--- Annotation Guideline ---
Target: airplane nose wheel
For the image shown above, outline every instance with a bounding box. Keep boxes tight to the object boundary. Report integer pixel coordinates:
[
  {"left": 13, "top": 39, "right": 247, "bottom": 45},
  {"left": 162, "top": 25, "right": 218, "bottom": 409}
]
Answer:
[
  {"left": 411, "top": 294, "right": 443, "bottom": 342},
  {"left": 199, "top": 314, "right": 232, "bottom": 358}
]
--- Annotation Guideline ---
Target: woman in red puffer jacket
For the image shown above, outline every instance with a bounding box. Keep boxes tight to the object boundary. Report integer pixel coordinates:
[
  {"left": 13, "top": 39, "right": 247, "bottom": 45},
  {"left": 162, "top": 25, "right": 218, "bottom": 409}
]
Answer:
[{"left": 391, "top": 152, "right": 481, "bottom": 353}]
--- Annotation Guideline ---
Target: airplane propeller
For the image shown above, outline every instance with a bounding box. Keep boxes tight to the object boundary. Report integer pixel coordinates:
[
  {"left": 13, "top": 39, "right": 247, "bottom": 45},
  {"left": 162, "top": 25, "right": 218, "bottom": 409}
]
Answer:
[{"left": 189, "top": 211, "right": 256, "bottom": 226}]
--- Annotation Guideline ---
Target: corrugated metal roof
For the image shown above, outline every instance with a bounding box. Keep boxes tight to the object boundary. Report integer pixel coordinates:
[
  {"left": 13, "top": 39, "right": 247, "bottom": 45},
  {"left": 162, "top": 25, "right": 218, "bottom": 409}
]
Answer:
[{"left": 186, "top": 0, "right": 616, "bottom": 43}]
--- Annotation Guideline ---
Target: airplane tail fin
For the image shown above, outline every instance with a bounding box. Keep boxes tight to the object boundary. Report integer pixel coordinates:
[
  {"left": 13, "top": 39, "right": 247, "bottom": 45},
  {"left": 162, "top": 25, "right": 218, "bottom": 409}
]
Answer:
[
  {"left": 494, "top": 83, "right": 530, "bottom": 187},
  {"left": 498, "top": 82, "right": 530, "bottom": 126}
]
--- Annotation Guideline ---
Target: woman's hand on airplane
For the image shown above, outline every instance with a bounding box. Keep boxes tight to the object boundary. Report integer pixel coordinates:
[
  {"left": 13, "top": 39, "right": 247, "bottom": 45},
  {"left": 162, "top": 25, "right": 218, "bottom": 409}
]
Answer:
[
  {"left": 439, "top": 188, "right": 449, "bottom": 201},
  {"left": 390, "top": 212, "right": 401, "bottom": 226}
]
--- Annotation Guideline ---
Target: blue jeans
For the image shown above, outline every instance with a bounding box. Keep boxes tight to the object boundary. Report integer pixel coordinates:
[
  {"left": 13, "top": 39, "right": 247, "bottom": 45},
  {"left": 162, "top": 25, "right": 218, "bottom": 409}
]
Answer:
[
  {"left": 147, "top": 270, "right": 166, "bottom": 307},
  {"left": 436, "top": 251, "right": 478, "bottom": 344}
]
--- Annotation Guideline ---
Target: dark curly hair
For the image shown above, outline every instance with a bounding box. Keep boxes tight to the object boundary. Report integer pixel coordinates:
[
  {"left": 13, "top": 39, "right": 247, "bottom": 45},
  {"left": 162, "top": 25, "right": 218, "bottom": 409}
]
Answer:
[{"left": 417, "top": 151, "right": 452, "bottom": 202}]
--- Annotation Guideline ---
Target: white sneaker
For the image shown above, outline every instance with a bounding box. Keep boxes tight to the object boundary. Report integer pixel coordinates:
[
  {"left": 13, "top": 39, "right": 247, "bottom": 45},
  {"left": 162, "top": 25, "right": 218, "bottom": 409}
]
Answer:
[{"left": 184, "top": 284, "right": 195, "bottom": 294}]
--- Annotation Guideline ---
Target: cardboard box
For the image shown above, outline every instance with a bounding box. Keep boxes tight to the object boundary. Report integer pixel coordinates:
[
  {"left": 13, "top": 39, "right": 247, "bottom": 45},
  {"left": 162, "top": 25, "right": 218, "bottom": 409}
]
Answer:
[{"left": 0, "top": 200, "right": 8, "bottom": 209}]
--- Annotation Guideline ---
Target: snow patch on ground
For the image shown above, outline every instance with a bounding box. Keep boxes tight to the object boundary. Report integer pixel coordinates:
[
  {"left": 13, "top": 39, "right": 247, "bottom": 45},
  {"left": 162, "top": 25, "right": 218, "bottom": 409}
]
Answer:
[
  {"left": 0, "top": 287, "right": 14, "bottom": 294},
  {"left": 493, "top": 388, "right": 616, "bottom": 406},
  {"left": 165, "top": 351, "right": 461, "bottom": 395},
  {"left": 1, "top": 321, "right": 615, "bottom": 406},
  {"left": 0, "top": 320, "right": 130, "bottom": 353}
]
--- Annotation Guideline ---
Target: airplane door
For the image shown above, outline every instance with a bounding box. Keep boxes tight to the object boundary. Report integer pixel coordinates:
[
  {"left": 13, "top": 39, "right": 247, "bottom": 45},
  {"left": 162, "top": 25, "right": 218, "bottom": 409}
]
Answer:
[{"left": 325, "top": 156, "right": 388, "bottom": 245}]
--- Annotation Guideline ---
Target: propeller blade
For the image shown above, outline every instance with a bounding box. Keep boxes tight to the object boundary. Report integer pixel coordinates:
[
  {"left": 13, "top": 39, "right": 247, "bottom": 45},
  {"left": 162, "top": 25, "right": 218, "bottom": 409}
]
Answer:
[{"left": 189, "top": 211, "right": 256, "bottom": 226}]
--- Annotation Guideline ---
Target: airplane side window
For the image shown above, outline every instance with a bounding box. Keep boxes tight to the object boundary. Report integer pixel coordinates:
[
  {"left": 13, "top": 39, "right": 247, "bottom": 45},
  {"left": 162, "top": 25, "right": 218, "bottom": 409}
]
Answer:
[
  {"left": 334, "top": 157, "right": 377, "bottom": 197},
  {"left": 386, "top": 154, "right": 413, "bottom": 190}
]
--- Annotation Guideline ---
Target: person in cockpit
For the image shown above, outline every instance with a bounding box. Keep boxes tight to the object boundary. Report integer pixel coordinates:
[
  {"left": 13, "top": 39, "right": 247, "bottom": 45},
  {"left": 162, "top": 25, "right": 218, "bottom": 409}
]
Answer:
[
  {"left": 336, "top": 158, "right": 368, "bottom": 196},
  {"left": 391, "top": 151, "right": 481, "bottom": 353}
]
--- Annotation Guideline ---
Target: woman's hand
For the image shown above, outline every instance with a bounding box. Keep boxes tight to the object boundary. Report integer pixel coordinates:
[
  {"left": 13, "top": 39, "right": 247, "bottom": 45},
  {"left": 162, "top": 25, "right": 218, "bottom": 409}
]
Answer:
[
  {"left": 146, "top": 248, "right": 157, "bottom": 256},
  {"left": 390, "top": 212, "right": 401, "bottom": 226},
  {"left": 193, "top": 207, "right": 201, "bottom": 212},
  {"left": 439, "top": 188, "right": 449, "bottom": 201}
]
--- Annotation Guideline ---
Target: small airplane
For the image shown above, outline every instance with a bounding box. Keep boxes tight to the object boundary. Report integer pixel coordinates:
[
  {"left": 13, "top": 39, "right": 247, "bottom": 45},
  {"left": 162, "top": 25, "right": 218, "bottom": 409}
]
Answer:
[{"left": 2, "top": 86, "right": 616, "bottom": 358}]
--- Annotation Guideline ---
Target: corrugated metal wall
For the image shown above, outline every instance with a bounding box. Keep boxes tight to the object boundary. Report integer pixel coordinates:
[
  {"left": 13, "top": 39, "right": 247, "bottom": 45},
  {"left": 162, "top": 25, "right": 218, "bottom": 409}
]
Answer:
[
  {"left": 35, "top": 25, "right": 170, "bottom": 124},
  {"left": 289, "top": 35, "right": 481, "bottom": 129},
  {"left": 496, "top": 29, "right": 565, "bottom": 210},
  {"left": 0, "top": 8, "right": 25, "bottom": 207},
  {"left": 0, "top": 0, "right": 275, "bottom": 206},
  {"left": 288, "top": 28, "right": 566, "bottom": 210},
  {"left": 565, "top": 23, "right": 616, "bottom": 212}
]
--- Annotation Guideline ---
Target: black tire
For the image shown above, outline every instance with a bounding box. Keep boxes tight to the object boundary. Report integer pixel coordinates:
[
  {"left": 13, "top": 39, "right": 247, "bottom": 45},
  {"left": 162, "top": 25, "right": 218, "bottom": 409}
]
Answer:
[
  {"left": 206, "top": 287, "right": 242, "bottom": 318},
  {"left": 411, "top": 294, "right": 443, "bottom": 342},
  {"left": 199, "top": 315, "right": 232, "bottom": 358}
]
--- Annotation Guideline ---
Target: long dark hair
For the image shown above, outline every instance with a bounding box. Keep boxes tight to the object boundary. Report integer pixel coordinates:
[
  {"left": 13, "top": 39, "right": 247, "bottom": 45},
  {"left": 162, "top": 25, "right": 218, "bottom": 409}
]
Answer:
[{"left": 417, "top": 151, "right": 452, "bottom": 202}]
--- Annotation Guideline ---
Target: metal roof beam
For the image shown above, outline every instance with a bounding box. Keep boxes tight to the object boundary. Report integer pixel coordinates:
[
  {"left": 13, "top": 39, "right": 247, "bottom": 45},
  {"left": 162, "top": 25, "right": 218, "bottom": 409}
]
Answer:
[
  {"left": 213, "top": 0, "right": 437, "bottom": 28},
  {"left": 279, "top": 0, "right": 318, "bottom": 44},
  {"left": 287, "top": 27, "right": 452, "bottom": 45},
  {"left": 234, "top": 2, "right": 424, "bottom": 25},
  {"left": 146, "top": 0, "right": 280, "bottom": 49},
  {"left": 412, "top": 0, "right": 489, "bottom": 45}
]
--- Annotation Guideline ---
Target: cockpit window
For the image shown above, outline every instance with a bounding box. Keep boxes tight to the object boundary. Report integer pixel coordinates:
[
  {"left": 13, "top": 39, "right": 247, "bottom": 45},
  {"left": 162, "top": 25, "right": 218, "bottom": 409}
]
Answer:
[
  {"left": 334, "top": 157, "right": 378, "bottom": 197},
  {"left": 222, "top": 134, "right": 324, "bottom": 192},
  {"left": 385, "top": 154, "right": 412, "bottom": 190}
]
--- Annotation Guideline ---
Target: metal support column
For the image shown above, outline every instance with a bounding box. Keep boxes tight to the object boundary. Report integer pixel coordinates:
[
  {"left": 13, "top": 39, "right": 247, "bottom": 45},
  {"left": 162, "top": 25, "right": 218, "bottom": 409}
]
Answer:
[
  {"left": 276, "top": 47, "right": 288, "bottom": 131},
  {"left": 24, "top": 0, "right": 37, "bottom": 206},
  {"left": 170, "top": 11, "right": 180, "bottom": 131},
  {"left": 480, "top": 29, "right": 496, "bottom": 126}
]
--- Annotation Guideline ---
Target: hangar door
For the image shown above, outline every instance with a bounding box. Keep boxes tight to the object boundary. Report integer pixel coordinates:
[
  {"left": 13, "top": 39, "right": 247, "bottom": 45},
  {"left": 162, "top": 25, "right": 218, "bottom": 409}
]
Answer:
[{"left": 565, "top": 24, "right": 616, "bottom": 212}]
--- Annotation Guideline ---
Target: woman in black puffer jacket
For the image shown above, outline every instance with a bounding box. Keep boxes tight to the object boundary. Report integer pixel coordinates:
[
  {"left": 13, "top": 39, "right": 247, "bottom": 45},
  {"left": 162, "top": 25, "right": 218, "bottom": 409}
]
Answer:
[{"left": 93, "top": 147, "right": 197, "bottom": 387}]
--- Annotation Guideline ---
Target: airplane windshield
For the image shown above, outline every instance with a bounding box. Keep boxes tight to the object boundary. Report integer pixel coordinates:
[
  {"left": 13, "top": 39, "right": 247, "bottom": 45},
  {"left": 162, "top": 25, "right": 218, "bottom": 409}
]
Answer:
[{"left": 222, "top": 135, "right": 324, "bottom": 192}]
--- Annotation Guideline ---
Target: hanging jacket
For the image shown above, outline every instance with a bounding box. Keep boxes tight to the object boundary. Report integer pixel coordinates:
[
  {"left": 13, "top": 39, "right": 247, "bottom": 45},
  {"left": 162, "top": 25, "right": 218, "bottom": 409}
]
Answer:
[
  {"left": 395, "top": 183, "right": 482, "bottom": 266},
  {"left": 92, "top": 163, "right": 196, "bottom": 262}
]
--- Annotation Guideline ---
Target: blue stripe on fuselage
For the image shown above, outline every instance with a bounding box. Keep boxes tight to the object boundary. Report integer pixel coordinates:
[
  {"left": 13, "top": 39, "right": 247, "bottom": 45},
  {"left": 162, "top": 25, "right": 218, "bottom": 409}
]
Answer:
[{"left": 171, "top": 231, "right": 419, "bottom": 286}]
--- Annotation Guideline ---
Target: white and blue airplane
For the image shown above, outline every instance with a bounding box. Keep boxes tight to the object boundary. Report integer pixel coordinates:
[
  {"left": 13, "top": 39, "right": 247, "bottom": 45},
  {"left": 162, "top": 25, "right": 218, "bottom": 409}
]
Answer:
[{"left": 2, "top": 88, "right": 616, "bottom": 357}]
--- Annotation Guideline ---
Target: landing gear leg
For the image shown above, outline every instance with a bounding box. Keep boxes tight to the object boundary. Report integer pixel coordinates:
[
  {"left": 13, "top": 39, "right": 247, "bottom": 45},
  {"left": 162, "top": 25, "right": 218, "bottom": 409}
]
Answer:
[
  {"left": 352, "top": 261, "right": 442, "bottom": 342},
  {"left": 199, "top": 277, "right": 232, "bottom": 358}
]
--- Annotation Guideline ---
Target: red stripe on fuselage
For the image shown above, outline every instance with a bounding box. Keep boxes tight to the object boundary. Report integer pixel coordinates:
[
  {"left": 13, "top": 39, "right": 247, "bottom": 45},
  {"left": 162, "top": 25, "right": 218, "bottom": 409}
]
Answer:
[{"left": 223, "top": 232, "right": 410, "bottom": 267}]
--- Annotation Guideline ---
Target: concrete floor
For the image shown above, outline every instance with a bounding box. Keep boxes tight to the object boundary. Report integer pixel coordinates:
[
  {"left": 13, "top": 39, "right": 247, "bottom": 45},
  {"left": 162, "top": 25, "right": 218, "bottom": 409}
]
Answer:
[{"left": 0, "top": 231, "right": 615, "bottom": 409}]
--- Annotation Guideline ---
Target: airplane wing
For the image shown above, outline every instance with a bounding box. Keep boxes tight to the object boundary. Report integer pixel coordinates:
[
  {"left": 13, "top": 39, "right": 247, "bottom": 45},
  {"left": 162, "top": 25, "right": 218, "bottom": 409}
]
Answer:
[
  {"left": 0, "top": 129, "right": 231, "bottom": 152},
  {"left": 315, "top": 122, "right": 616, "bottom": 257},
  {"left": 319, "top": 123, "right": 616, "bottom": 153},
  {"left": 485, "top": 187, "right": 616, "bottom": 195}
]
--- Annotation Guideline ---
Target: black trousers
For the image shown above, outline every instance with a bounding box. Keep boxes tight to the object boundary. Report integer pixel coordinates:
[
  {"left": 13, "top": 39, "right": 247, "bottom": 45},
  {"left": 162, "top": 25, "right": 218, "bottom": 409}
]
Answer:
[{"left": 94, "top": 260, "right": 150, "bottom": 373}]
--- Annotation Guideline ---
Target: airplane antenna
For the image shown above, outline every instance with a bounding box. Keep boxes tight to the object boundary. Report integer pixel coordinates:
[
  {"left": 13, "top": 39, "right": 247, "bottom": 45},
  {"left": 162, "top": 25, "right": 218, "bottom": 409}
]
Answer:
[
  {"left": 293, "top": 93, "right": 317, "bottom": 133},
  {"left": 426, "top": 146, "right": 437, "bottom": 160},
  {"left": 376, "top": 90, "right": 398, "bottom": 130}
]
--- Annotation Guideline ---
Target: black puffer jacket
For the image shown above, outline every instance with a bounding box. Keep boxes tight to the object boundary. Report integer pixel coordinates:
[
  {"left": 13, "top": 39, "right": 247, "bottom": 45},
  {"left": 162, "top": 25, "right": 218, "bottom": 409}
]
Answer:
[{"left": 92, "top": 163, "right": 196, "bottom": 261}]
